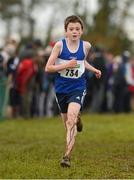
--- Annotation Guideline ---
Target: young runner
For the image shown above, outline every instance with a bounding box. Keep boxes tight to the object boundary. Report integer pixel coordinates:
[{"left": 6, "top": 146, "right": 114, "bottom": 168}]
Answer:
[{"left": 45, "top": 15, "right": 101, "bottom": 167}]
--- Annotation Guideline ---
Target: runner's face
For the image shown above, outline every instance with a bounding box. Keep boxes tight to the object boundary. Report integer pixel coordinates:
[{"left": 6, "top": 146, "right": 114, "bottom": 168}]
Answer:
[{"left": 65, "top": 22, "right": 83, "bottom": 41}]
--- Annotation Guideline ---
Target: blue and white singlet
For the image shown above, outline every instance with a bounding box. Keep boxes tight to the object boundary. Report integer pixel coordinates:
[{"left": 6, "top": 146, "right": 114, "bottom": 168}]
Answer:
[{"left": 55, "top": 38, "right": 86, "bottom": 93}]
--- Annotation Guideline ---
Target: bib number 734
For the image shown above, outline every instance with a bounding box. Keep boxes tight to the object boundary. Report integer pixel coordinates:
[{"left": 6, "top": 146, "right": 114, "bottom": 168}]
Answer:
[{"left": 65, "top": 69, "right": 79, "bottom": 77}]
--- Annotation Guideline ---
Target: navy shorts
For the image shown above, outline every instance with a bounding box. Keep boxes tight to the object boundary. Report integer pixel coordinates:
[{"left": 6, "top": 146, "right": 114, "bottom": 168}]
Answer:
[{"left": 55, "top": 90, "right": 86, "bottom": 113}]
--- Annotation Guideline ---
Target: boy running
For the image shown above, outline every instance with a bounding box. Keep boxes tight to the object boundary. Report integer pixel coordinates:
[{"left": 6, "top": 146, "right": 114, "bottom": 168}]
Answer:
[{"left": 45, "top": 15, "right": 101, "bottom": 167}]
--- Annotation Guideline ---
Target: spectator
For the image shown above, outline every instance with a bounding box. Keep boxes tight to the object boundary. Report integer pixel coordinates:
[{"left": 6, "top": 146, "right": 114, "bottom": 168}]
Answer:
[
  {"left": 125, "top": 55, "right": 134, "bottom": 111},
  {"left": 14, "top": 50, "right": 43, "bottom": 118}
]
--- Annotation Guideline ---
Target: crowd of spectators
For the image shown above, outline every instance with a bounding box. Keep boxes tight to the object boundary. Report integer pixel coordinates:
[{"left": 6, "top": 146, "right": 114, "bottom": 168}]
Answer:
[
  {"left": 0, "top": 38, "right": 134, "bottom": 119},
  {"left": 85, "top": 48, "right": 134, "bottom": 113}
]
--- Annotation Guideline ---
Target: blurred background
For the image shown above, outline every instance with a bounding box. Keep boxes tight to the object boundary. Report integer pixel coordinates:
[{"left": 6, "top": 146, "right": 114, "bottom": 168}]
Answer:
[
  {"left": 0, "top": 0, "right": 134, "bottom": 119},
  {"left": 0, "top": 0, "right": 134, "bottom": 52}
]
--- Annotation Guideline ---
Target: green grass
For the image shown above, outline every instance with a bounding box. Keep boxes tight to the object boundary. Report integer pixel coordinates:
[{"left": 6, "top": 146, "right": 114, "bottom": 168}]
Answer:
[{"left": 0, "top": 114, "right": 134, "bottom": 178}]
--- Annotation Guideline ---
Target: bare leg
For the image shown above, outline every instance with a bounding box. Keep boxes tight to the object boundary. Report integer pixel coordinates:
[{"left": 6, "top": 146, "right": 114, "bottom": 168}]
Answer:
[
  {"left": 61, "top": 113, "right": 67, "bottom": 131},
  {"left": 65, "top": 102, "right": 81, "bottom": 158}
]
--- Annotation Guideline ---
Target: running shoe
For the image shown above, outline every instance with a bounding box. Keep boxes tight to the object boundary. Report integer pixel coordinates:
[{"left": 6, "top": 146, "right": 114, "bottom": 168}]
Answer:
[{"left": 60, "top": 156, "right": 71, "bottom": 167}]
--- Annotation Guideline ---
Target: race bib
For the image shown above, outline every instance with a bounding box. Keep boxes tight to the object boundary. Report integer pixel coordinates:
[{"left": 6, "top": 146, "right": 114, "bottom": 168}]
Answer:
[{"left": 56, "top": 59, "right": 85, "bottom": 79}]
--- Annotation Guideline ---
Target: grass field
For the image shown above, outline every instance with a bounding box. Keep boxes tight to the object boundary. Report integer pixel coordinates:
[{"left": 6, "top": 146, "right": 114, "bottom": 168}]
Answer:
[{"left": 0, "top": 114, "right": 134, "bottom": 179}]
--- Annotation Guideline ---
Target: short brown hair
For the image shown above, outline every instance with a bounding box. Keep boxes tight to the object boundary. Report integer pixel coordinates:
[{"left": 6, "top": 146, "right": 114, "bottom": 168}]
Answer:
[{"left": 64, "top": 15, "right": 84, "bottom": 31}]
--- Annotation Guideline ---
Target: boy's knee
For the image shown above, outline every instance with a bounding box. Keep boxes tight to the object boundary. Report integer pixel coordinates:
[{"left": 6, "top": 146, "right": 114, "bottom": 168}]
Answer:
[
  {"left": 66, "top": 119, "right": 74, "bottom": 128},
  {"left": 67, "top": 111, "right": 77, "bottom": 123}
]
